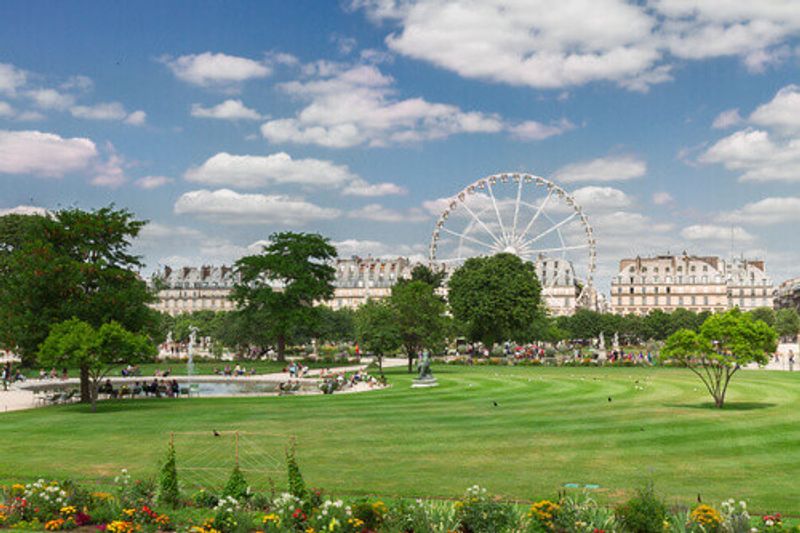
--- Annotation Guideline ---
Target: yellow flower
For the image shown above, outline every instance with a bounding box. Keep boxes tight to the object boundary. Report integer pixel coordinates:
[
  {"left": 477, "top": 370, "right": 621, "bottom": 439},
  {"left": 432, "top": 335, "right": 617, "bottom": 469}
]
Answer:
[
  {"left": 306, "top": 528, "right": 316, "bottom": 533},
  {"left": 44, "top": 518, "right": 65, "bottom": 531},
  {"left": 122, "top": 508, "right": 137, "bottom": 517},
  {"left": 263, "top": 513, "right": 281, "bottom": 524},
  {"left": 60, "top": 505, "right": 77, "bottom": 516},
  {"left": 107, "top": 520, "right": 135, "bottom": 533},
  {"left": 92, "top": 491, "right": 115, "bottom": 502},
  {"left": 328, "top": 516, "right": 340, "bottom": 530},
  {"left": 372, "top": 500, "right": 388, "bottom": 515},
  {"left": 156, "top": 514, "right": 170, "bottom": 525},
  {"left": 690, "top": 504, "right": 722, "bottom": 527}
]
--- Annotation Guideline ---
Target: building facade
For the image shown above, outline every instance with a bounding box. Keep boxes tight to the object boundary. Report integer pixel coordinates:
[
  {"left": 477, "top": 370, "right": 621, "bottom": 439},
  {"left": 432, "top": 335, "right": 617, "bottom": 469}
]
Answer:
[
  {"left": 610, "top": 254, "right": 773, "bottom": 315},
  {"left": 326, "top": 256, "right": 415, "bottom": 310},
  {"left": 534, "top": 257, "right": 583, "bottom": 316},
  {"left": 150, "top": 266, "right": 240, "bottom": 316},
  {"left": 775, "top": 277, "right": 800, "bottom": 312}
]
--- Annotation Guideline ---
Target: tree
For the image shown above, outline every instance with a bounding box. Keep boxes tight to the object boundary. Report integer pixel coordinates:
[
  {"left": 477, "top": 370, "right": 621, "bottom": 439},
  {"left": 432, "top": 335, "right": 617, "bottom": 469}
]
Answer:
[
  {"left": 38, "top": 319, "right": 157, "bottom": 412},
  {"left": 0, "top": 207, "right": 156, "bottom": 403},
  {"left": 748, "top": 307, "right": 776, "bottom": 327},
  {"left": 775, "top": 308, "right": 800, "bottom": 340},
  {"left": 661, "top": 310, "right": 777, "bottom": 408},
  {"left": 398, "top": 264, "right": 447, "bottom": 290},
  {"left": 447, "top": 253, "right": 543, "bottom": 348},
  {"left": 390, "top": 280, "right": 448, "bottom": 372},
  {"left": 354, "top": 299, "right": 402, "bottom": 377},
  {"left": 232, "top": 232, "right": 337, "bottom": 361}
]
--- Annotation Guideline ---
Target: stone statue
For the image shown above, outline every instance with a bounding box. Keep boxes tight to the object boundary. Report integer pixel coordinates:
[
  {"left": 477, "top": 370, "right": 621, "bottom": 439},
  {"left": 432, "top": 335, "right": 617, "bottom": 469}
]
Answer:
[
  {"left": 598, "top": 331, "right": 605, "bottom": 350},
  {"left": 417, "top": 350, "right": 433, "bottom": 379},
  {"left": 189, "top": 326, "right": 198, "bottom": 347},
  {"left": 613, "top": 332, "right": 620, "bottom": 350},
  {"left": 166, "top": 330, "right": 173, "bottom": 345}
]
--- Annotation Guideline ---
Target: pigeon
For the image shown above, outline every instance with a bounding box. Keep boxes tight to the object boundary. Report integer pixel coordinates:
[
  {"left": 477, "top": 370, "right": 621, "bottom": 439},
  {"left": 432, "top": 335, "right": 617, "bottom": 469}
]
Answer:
[
  {"left": 492, "top": 401, "right": 499, "bottom": 407},
  {"left": 213, "top": 430, "right": 221, "bottom": 437},
  {"left": 608, "top": 396, "right": 612, "bottom": 403}
]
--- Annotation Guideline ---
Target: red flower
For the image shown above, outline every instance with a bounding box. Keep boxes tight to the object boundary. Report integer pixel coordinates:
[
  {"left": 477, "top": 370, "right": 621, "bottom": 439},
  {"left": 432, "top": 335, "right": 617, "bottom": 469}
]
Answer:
[
  {"left": 75, "top": 512, "right": 92, "bottom": 526},
  {"left": 292, "top": 508, "right": 307, "bottom": 521}
]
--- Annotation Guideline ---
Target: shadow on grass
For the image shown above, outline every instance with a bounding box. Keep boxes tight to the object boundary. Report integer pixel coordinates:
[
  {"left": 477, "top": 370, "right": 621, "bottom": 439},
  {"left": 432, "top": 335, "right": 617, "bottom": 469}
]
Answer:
[
  {"left": 62, "top": 400, "right": 173, "bottom": 414},
  {"left": 665, "top": 401, "right": 777, "bottom": 411}
]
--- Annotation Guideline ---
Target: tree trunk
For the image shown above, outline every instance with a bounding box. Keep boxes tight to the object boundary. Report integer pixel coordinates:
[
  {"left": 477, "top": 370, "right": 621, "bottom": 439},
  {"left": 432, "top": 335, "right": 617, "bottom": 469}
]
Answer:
[
  {"left": 90, "top": 380, "right": 98, "bottom": 413},
  {"left": 80, "top": 365, "right": 91, "bottom": 403},
  {"left": 276, "top": 335, "right": 286, "bottom": 362},
  {"left": 377, "top": 354, "right": 384, "bottom": 378},
  {"left": 407, "top": 347, "right": 415, "bottom": 373}
]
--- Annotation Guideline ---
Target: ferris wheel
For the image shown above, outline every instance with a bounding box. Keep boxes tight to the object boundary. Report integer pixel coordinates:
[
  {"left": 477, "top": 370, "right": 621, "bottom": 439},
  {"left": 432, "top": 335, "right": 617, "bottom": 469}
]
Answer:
[{"left": 429, "top": 173, "right": 596, "bottom": 304}]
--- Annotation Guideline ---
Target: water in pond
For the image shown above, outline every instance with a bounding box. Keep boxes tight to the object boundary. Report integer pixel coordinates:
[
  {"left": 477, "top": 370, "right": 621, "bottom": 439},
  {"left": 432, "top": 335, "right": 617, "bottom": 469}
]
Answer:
[{"left": 193, "top": 381, "right": 314, "bottom": 397}]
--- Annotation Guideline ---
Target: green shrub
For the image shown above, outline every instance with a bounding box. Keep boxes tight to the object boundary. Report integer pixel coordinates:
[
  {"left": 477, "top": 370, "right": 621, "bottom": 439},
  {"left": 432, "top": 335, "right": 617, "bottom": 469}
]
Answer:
[
  {"left": 286, "top": 440, "right": 307, "bottom": 502},
  {"left": 192, "top": 488, "right": 219, "bottom": 508},
  {"left": 222, "top": 465, "right": 250, "bottom": 501},
  {"left": 158, "top": 440, "right": 180, "bottom": 507},
  {"left": 454, "top": 485, "right": 518, "bottom": 533},
  {"left": 615, "top": 484, "right": 669, "bottom": 533}
]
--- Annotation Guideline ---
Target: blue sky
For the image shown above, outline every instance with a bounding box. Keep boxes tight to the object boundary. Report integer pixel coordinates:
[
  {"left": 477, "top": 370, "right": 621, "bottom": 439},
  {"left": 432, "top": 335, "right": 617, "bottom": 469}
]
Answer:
[{"left": 1, "top": 1, "right": 799, "bottom": 293}]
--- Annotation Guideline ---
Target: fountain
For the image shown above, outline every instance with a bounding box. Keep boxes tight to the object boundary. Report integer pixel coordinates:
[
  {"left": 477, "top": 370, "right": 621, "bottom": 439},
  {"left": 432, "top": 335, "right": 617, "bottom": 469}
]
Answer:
[{"left": 187, "top": 326, "right": 198, "bottom": 378}]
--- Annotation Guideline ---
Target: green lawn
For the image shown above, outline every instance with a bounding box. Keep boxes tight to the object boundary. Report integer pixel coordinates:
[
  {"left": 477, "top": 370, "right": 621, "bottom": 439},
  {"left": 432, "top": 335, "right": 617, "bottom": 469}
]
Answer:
[{"left": 2, "top": 366, "right": 799, "bottom": 514}]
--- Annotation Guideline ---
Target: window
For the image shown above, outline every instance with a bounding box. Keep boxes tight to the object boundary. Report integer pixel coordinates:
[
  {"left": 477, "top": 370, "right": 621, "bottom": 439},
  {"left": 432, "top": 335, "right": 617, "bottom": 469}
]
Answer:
[
  {"left": 654, "top": 267, "right": 659, "bottom": 273},
  {"left": 666, "top": 287, "right": 671, "bottom": 294},
  {"left": 642, "top": 267, "right": 648, "bottom": 272},
  {"left": 629, "top": 287, "right": 634, "bottom": 294},
  {"left": 703, "top": 265, "right": 708, "bottom": 272},
  {"left": 691, "top": 266, "right": 696, "bottom": 272}
]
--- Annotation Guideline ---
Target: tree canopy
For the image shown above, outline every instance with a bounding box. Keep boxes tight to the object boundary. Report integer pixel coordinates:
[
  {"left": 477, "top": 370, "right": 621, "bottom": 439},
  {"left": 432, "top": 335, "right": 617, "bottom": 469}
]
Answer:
[
  {"left": 354, "top": 299, "right": 402, "bottom": 376},
  {"left": 231, "top": 232, "right": 337, "bottom": 360},
  {"left": 447, "top": 253, "right": 543, "bottom": 347},
  {"left": 38, "top": 319, "right": 156, "bottom": 411},
  {"left": 390, "top": 280, "right": 448, "bottom": 372},
  {"left": 662, "top": 310, "right": 777, "bottom": 408}
]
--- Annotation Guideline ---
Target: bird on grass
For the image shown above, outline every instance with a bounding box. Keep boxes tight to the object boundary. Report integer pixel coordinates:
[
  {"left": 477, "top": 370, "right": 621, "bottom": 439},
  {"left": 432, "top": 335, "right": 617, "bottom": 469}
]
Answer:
[
  {"left": 492, "top": 401, "right": 499, "bottom": 407},
  {"left": 608, "top": 396, "right": 612, "bottom": 403},
  {"left": 213, "top": 430, "right": 221, "bottom": 437}
]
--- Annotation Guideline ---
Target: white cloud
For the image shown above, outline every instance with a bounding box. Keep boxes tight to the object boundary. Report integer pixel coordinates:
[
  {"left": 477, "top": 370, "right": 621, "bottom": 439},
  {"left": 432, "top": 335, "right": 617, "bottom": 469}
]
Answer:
[
  {"left": 347, "top": 203, "right": 428, "bottom": 223},
  {"left": 354, "top": 0, "right": 800, "bottom": 91},
  {"left": 553, "top": 155, "right": 646, "bottom": 183},
  {"left": 0, "top": 129, "right": 97, "bottom": 177},
  {"left": 26, "top": 88, "right": 75, "bottom": 110},
  {"left": 749, "top": 84, "right": 800, "bottom": 133},
  {"left": 184, "top": 151, "right": 403, "bottom": 196},
  {"left": 162, "top": 52, "right": 270, "bottom": 88},
  {"left": 174, "top": 188, "right": 341, "bottom": 225},
  {"left": 333, "top": 238, "right": 427, "bottom": 260},
  {"left": 14, "top": 111, "right": 45, "bottom": 122},
  {"left": 509, "top": 119, "right": 575, "bottom": 141},
  {"left": 185, "top": 151, "right": 355, "bottom": 188},
  {"left": 716, "top": 196, "right": 800, "bottom": 225},
  {"left": 0, "top": 205, "right": 49, "bottom": 217},
  {"left": 712, "top": 108, "right": 742, "bottom": 129},
  {"left": 124, "top": 110, "right": 147, "bottom": 126},
  {"left": 70, "top": 102, "right": 128, "bottom": 121},
  {"left": 699, "top": 86, "right": 800, "bottom": 182},
  {"left": 191, "top": 99, "right": 262, "bottom": 121},
  {"left": 341, "top": 180, "right": 406, "bottom": 196},
  {"left": 90, "top": 143, "right": 126, "bottom": 188},
  {"left": 0, "top": 101, "right": 13, "bottom": 117},
  {"left": 261, "top": 62, "right": 567, "bottom": 148},
  {"left": 0, "top": 63, "right": 26, "bottom": 96},
  {"left": 652, "top": 191, "right": 674, "bottom": 205},
  {"left": 680, "top": 224, "right": 755, "bottom": 243},
  {"left": 135, "top": 175, "right": 173, "bottom": 189},
  {"left": 571, "top": 186, "right": 632, "bottom": 210}
]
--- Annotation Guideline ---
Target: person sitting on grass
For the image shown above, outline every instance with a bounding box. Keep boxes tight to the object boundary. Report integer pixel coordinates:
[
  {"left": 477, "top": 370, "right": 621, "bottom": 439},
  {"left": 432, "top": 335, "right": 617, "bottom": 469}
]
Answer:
[{"left": 170, "top": 379, "right": 179, "bottom": 397}]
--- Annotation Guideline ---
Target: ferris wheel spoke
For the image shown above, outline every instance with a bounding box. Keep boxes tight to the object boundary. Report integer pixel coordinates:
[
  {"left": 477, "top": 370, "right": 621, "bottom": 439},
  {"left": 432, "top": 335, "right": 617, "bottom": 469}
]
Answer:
[
  {"left": 440, "top": 227, "right": 496, "bottom": 251},
  {"left": 521, "top": 212, "right": 577, "bottom": 247},
  {"left": 518, "top": 189, "right": 553, "bottom": 244},
  {"left": 460, "top": 201, "right": 502, "bottom": 245},
  {"left": 486, "top": 180, "right": 508, "bottom": 243},
  {"left": 511, "top": 177, "right": 523, "bottom": 240},
  {"left": 526, "top": 243, "right": 590, "bottom": 255}
]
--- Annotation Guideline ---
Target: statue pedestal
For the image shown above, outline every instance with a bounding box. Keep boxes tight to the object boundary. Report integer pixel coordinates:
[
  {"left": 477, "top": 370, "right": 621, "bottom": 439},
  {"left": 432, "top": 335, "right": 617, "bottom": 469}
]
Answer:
[
  {"left": 597, "top": 350, "right": 607, "bottom": 362},
  {"left": 411, "top": 377, "right": 439, "bottom": 388}
]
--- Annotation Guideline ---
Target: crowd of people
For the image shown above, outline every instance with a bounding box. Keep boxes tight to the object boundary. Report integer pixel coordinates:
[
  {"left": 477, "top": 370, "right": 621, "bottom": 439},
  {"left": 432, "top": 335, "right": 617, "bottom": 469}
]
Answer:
[
  {"left": 98, "top": 378, "right": 183, "bottom": 398},
  {"left": 212, "top": 364, "right": 257, "bottom": 376}
]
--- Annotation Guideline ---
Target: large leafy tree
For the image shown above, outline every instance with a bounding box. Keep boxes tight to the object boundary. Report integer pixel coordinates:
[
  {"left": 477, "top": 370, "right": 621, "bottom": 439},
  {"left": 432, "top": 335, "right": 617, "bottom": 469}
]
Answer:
[
  {"left": 447, "top": 253, "right": 543, "bottom": 348},
  {"left": 662, "top": 310, "right": 777, "bottom": 408},
  {"left": 0, "top": 207, "right": 157, "bottom": 402},
  {"left": 231, "top": 232, "right": 337, "bottom": 361},
  {"left": 774, "top": 308, "right": 800, "bottom": 340},
  {"left": 354, "top": 299, "right": 401, "bottom": 376},
  {"left": 38, "top": 319, "right": 156, "bottom": 412},
  {"left": 390, "top": 280, "right": 448, "bottom": 372}
]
